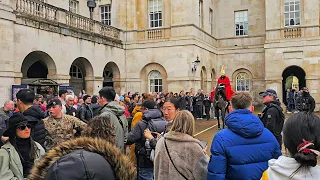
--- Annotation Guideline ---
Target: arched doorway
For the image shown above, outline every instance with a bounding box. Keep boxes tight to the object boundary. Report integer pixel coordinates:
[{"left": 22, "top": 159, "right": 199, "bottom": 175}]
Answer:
[
  {"left": 282, "top": 66, "right": 306, "bottom": 104},
  {"left": 69, "top": 57, "right": 94, "bottom": 95},
  {"left": 103, "top": 62, "right": 121, "bottom": 92},
  {"left": 21, "top": 51, "right": 56, "bottom": 79},
  {"left": 21, "top": 51, "right": 57, "bottom": 96},
  {"left": 200, "top": 66, "right": 207, "bottom": 91}
]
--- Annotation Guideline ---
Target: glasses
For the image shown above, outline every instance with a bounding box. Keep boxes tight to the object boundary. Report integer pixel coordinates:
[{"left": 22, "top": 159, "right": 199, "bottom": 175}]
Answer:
[
  {"left": 16, "top": 124, "right": 32, "bottom": 130},
  {"left": 161, "top": 108, "right": 173, "bottom": 112}
]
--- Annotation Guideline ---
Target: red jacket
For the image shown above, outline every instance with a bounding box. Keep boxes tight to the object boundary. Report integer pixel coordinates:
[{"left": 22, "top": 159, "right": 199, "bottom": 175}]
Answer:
[{"left": 211, "top": 76, "right": 235, "bottom": 101}]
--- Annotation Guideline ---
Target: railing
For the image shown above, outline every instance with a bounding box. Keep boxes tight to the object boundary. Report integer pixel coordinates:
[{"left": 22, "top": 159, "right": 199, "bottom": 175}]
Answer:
[
  {"left": 284, "top": 28, "right": 302, "bottom": 38},
  {"left": 16, "top": 0, "right": 57, "bottom": 21},
  {"left": 147, "top": 29, "right": 163, "bottom": 39},
  {"left": 66, "top": 12, "right": 93, "bottom": 32},
  {"left": 15, "top": 0, "right": 121, "bottom": 40}
]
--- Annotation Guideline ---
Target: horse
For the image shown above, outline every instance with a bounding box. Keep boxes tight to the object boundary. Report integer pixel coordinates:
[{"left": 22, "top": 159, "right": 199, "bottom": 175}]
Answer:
[{"left": 213, "top": 84, "right": 229, "bottom": 130}]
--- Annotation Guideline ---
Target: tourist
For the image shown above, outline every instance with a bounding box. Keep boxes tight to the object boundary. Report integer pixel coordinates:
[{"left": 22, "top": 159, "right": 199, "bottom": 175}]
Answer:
[
  {"left": 207, "top": 92, "right": 281, "bottom": 180},
  {"left": 29, "top": 137, "right": 137, "bottom": 180},
  {"left": 262, "top": 112, "right": 320, "bottom": 179},
  {"left": 78, "top": 95, "right": 94, "bottom": 123},
  {"left": 65, "top": 95, "right": 77, "bottom": 117},
  {"left": 154, "top": 110, "right": 209, "bottom": 180},
  {"left": 0, "top": 113, "right": 45, "bottom": 179},
  {"left": 16, "top": 89, "right": 46, "bottom": 148},
  {"left": 98, "top": 87, "right": 128, "bottom": 153},
  {"left": 296, "top": 87, "right": 315, "bottom": 113},
  {"left": 126, "top": 100, "right": 166, "bottom": 180}
]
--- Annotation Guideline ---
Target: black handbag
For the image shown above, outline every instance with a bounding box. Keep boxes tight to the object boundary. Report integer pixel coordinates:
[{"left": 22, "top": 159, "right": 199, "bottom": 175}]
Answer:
[{"left": 164, "top": 138, "right": 188, "bottom": 180}]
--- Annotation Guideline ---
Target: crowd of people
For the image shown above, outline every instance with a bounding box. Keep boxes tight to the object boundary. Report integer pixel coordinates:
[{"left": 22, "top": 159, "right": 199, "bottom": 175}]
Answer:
[{"left": 0, "top": 83, "right": 318, "bottom": 179}]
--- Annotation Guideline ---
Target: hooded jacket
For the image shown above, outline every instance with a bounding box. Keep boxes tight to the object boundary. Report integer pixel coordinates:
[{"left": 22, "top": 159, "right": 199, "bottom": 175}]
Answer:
[
  {"left": 0, "top": 141, "right": 45, "bottom": 180},
  {"left": 126, "top": 109, "right": 166, "bottom": 168},
  {"left": 28, "top": 137, "right": 137, "bottom": 180},
  {"left": 207, "top": 109, "right": 281, "bottom": 180},
  {"left": 99, "top": 101, "right": 128, "bottom": 153},
  {"left": 262, "top": 156, "right": 320, "bottom": 180},
  {"left": 23, "top": 105, "right": 46, "bottom": 148},
  {"left": 154, "top": 132, "right": 209, "bottom": 180}
]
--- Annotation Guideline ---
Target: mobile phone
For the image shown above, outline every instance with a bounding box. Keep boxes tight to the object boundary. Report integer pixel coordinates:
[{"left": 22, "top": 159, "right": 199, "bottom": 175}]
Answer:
[{"left": 200, "top": 141, "right": 208, "bottom": 149}]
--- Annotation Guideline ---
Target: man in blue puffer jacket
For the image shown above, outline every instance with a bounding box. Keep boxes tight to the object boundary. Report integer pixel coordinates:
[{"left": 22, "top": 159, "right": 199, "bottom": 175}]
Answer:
[{"left": 207, "top": 92, "right": 281, "bottom": 180}]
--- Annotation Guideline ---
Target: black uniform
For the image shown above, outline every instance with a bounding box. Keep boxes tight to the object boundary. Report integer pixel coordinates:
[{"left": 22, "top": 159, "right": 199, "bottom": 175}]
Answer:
[
  {"left": 260, "top": 100, "right": 285, "bottom": 147},
  {"left": 296, "top": 92, "right": 315, "bottom": 112}
]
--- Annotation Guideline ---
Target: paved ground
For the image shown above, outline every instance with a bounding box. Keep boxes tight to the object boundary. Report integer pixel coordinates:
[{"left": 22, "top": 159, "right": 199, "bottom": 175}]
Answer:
[{"left": 194, "top": 112, "right": 320, "bottom": 155}]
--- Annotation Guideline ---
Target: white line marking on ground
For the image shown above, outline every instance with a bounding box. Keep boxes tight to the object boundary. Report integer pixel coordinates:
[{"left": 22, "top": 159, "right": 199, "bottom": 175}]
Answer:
[{"left": 194, "top": 123, "right": 218, "bottom": 137}]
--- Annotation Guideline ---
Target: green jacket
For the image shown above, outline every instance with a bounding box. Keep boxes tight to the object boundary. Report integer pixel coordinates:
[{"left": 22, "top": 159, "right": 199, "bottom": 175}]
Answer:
[
  {"left": 99, "top": 101, "right": 128, "bottom": 153},
  {"left": 0, "top": 141, "right": 45, "bottom": 180}
]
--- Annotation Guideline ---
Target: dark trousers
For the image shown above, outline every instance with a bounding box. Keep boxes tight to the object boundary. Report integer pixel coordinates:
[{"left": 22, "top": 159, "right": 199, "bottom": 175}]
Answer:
[
  {"left": 205, "top": 106, "right": 210, "bottom": 120},
  {"left": 275, "top": 135, "right": 282, "bottom": 149},
  {"left": 195, "top": 104, "right": 203, "bottom": 118}
]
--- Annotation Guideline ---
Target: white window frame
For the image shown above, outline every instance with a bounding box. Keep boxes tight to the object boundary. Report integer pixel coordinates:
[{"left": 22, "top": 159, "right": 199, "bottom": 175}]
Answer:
[
  {"left": 236, "top": 72, "right": 250, "bottom": 92},
  {"left": 209, "top": 8, "right": 213, "bottom": 35},
  {"left": 69, "top": 0, "right": 79, "bottom": 14},
  {"left": 69, "top": 65, "right": 83, "bottom": 79},
  {"left": 235, "top": 10, "right": 248, "bottom": 36},
  {"left": 149, "top": 0, "right": 162, "bottom": 28},
  {"left": 199, "top": 0, "right": 203, "bottom": 28},
  {"left": 101, "top": 4, "right": 111, "bottom": 26},
  {"left": 284, "top": 0, "right": 300, "bottom": 27},
  {"left": 148, "top": 70, "right": 162, "bottom": 93}
]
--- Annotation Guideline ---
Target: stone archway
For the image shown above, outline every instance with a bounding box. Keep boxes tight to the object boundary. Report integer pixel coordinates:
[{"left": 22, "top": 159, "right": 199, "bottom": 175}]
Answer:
[
  {"left": 140, "top": 63, "right": 168, "bottom": 93},
  {"left": 103, "top": 62, "right": 121, "bottom": 93},
  {"left": 69, "top": 57, "right": 94, "bottom": 95},
  {"left": 200, "top": 66, "right": 207, "bottom": 92},
  {"left": 282, "top": 66, "right": 306, "bottom": 104},
  {"left": 21, "top": 51, "right": 57, "bottom": 79}
]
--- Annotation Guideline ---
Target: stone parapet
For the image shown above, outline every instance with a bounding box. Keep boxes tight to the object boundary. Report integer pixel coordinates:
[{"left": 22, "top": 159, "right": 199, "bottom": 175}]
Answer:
[{"left": 14, "top": 0, "right": 122, "bottom": 47}]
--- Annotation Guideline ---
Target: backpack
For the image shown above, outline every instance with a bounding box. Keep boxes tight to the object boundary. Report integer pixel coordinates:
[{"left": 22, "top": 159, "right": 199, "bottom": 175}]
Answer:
[
  {"left": 301, "top": 97, "right": 311, "bottom": 111},
  {"left": 143, "top": 117, "right": 166, "bottom": 161}
]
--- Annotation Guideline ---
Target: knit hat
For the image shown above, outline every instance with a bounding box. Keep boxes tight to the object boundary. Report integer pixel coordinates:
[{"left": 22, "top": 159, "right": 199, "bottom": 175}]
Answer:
[
  {"left": 83, "top": 95, "right": 91, "bottom": 102},
  {"left": 142, "top": 100, "right": 157, "bottom": 109}
]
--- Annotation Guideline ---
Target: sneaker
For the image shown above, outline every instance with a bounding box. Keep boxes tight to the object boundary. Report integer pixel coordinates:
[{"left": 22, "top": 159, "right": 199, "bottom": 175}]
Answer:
[
  {"left": 287, "top": 111, "right": 292, "bottom": 114},
  {"left": 294, "top": 111, "right": 299, "bottom": 113}
]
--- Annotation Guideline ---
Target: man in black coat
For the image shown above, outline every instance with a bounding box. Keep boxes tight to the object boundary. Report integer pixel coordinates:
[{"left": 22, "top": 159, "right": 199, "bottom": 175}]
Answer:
[
  {"left": 178, "top": 90, "right": 187, "bottom": 110},
  {"left": 78, "top": 95, "right": 93, "bottom": 123},
  {"left": 259, "top": 89, "right": 285, "bottom": 147},
  {"left": 16, "top": 89, "right": 46, "bottom": 148},
  {"left": 296, "top": 87, "right": 315, "bottom": 113}
]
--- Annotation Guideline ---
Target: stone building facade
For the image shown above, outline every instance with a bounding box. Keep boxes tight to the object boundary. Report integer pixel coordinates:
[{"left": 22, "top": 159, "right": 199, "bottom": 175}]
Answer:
[{"left": 0, "top": 0, "right": 319, "bottom": 110}]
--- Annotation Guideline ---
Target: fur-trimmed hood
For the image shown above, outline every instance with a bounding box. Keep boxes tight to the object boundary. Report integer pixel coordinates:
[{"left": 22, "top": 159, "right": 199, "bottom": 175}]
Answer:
[{"left": 29, "top": 137, "right": 136, "bottom": 180}]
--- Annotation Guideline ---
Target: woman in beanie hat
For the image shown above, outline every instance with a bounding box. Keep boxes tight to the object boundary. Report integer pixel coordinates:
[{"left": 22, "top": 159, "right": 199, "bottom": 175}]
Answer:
[{"left": 0, "top": 113, "right": 45, "bottom": 179}]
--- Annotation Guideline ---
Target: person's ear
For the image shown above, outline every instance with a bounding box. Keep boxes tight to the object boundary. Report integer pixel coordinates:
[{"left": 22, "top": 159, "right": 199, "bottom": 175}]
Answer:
[{"left": 228, "top": 106, "right": 233, "bottom": 112}]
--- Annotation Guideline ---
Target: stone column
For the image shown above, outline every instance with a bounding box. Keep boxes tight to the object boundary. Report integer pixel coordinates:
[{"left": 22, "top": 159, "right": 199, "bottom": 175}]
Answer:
[{"left": 85, "top": 76, "right": 103, "bottom": 96}]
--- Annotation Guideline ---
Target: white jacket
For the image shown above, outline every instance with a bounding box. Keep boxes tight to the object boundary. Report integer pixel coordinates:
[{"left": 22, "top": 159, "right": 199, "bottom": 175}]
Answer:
[{"left": 265, "top": 156, "right": 320, "bottom": 180}]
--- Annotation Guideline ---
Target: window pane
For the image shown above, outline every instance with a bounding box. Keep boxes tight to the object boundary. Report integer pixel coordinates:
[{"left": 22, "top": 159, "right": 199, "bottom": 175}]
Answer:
[
  {"left": 295, "top": 18, "right": 300, "bottom": 25},
  {"left": 285, "top": 19, "right": 289, "bottom": 26},
  {"left": 285, "top": 5, "right": 289, "bottom": 12},
  {"left": 155, "top": 21, "right": 158, "bottom": 27},
  {"left": 159, "top": 79, "right": 162, "bottom": 85},
  {"left": 290, "top": 5, "right": 294, "bottom": 11},
  {"left": 155, "top": 86, "right": 159, "bottom": 92},
  {"left": 295, "top": 12, "right": 299, "bottom": 18},
  {"left": 159, "top": 86, "right": 162, "bottom": 92},
  {"left": 150, "top": 79, "right": 154, "bottom": 86},
  {"left": 159, "top": 20, "right": 162, "bottom": 27}
]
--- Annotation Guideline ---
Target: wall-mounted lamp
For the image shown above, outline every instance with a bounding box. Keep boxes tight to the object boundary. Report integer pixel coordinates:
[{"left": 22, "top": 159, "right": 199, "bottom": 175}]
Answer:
[{"left": 191, "top": 56, "right": 201, "bottom": 73}]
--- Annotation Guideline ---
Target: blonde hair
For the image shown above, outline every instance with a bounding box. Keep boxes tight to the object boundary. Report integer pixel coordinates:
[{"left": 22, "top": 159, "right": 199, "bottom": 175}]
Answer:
[{"left": 170, "top": 110, "right": 195, "bottom": 136}]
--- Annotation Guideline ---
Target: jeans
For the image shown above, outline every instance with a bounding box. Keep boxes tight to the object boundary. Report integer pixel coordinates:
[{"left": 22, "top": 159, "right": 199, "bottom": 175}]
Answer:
[{"left": 138, "top": 167, "right": 154, "bottom": 180}]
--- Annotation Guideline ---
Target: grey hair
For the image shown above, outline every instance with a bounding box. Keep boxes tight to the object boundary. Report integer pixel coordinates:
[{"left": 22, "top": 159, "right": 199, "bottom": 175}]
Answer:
[
  {"left": 65, "top": 95, "right": 74, "bottom": 101},
  {"left": 4, "top": 100, "right": 13, "bottom": 107}
]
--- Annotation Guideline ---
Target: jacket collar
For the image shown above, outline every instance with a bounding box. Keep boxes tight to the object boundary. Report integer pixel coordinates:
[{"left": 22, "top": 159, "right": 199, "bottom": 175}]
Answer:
[{"left": 29, "top": 137, "right": 136, "bottom": 180}]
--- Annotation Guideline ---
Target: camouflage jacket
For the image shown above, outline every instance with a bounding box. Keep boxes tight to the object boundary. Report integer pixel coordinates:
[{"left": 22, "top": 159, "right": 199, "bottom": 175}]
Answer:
[{"left": 43, "top": 114, "right": 86, "bottom": 150}]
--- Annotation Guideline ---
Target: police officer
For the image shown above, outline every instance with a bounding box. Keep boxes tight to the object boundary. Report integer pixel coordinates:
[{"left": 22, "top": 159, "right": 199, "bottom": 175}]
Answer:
[
  {"left": 296, "top": 87, "right": 315, "bottom": 113},
  {"left": 259, "top": 89, "right": 285, "bottom": 147}
]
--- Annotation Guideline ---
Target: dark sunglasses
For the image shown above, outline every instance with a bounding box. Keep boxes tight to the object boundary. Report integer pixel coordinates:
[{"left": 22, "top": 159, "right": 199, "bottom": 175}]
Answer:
[{"left": 16, "top": 124, "right": 32, "bottom": 130}]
